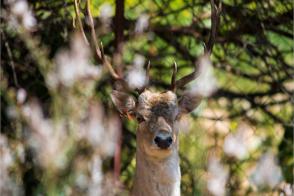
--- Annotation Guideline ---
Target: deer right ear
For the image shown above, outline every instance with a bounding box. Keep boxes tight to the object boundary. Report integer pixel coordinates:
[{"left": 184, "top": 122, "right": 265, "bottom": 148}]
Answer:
[
  {"left": 178, "top": 92, "right": 202, "bottom": 116},
  {"left": 111, "top": 90, "right": 136, "bottom": 117}
]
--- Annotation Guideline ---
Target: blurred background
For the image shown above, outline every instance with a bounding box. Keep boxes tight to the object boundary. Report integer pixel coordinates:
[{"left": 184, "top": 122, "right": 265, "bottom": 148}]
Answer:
[{"left": 1, "top": 0, "right": 293, "bottom": 195}]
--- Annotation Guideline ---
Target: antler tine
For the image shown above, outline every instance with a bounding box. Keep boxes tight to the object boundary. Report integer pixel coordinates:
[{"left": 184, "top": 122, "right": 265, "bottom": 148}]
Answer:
[
  {"left": 170, "top": 61, "right": 177, "bottom": 91},
  {"left": 174, "top": 0, "right": 221, "bottom": 89},
  {"left": 175, "top": 69, "right": 199, "bottom": 89}
]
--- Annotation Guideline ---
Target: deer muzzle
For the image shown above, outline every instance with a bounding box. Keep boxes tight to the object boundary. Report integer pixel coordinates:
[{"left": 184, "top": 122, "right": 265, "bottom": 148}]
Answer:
[{"left": 154, "top": 131, "right": 173, "bottom": 149}]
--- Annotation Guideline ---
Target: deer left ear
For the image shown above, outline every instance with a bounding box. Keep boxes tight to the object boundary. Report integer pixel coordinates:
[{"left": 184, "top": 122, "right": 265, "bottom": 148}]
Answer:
[
  {"left": 178, "top": 93, "right": 202, "bottom": 116},
  {"left": 111, "top": 90, "right": 136, "bottom": 117}
]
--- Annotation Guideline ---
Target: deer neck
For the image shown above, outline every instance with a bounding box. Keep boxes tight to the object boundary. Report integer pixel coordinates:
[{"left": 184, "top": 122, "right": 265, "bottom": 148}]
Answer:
[{"left": 132, "top": 147, "right": 181, "bottom": 196}]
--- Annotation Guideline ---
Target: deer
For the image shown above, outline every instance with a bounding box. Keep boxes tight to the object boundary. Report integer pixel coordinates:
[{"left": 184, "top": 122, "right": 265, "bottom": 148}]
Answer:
[
  {"left": 82, "top": 0, "right": 221, "bottom": 195},
  {"left": 111, "top": 83, "right": 200, "bottom": 196}
]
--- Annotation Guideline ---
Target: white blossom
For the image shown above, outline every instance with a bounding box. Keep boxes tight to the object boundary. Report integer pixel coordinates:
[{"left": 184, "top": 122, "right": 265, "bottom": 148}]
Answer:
[
  {"left": 10, "top": 0, "right": 36, "bottom": 30},
  {"left": 49, "top": 34, "right": 101, "bottom": 88},
  {"left": 223, "top": 133, "right": 247, "bottom": 159},
  {"left": 80, "top": 102, "right": 119, "bottom": 156},
  {"left": 6, "top": 106, "right": 17, "bottom": 119},
  {"left": 11, "top": 0, "right": 28, "bottom": 15},
  {"left": 100, "top": 3, "right": 112, "bottom": 25},
  {"left": 103, "top": 115, "right": 120, "bottom": 156},
  {"left": 207, "top": 157, "right": 228, "bottom": 196},
  {"left": 189, "top": 55, "right": 217, "bottom": 97},
  {"left": 88, "top": 155, "right": 103, "bottom": 196},
  {"left": 223, "top": 123, "right": 260, "bottom": 160},
  {"left": 133, "top": 54, "right": 145, "bottom": 67},
  {"left": 17, "top": 88, "right": 27, "bottom": 104},
  {"left": 0, "top": 134, "right": 21, "bottom": 195},
  {"left": 126, "top": 66, "right": 146, "bottom": 89},
  {"left": 22, "top": 101, "right": 67, "bottom": 169},
  {"left": 22, "top": 11, "right": 36, "bottom": 29},
  {"left": 75, "top": 173, "right": 89, "bottom": 190},
  {"left": 16, "top": 144, "right": 25, "bottom": 163},
  {"left": 0, "top": 135, "right": 13, "bottom": 171},
  {"left": 81, "top": 103, "right": 104, "bottom": 147},
  {"left": 126, "top": 55, "right": 147, "bottom": 89},
  {"left": 135, "top": 14, "right": 149, "bottom": 33},
  {"left": 279, "top": 183, "right": 293, "bottom": 196},
  {"left": 250, "top": 152, "right": 283, "bottom": 189}
]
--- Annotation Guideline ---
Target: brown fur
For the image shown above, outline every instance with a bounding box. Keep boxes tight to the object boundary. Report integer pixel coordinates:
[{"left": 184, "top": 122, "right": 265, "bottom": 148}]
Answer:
[
  {"left": 111, "top": 89, "right": 201, "bottom": 196},
  {"left": 132, "top": 90, "right": 181, "bottom": 196}
]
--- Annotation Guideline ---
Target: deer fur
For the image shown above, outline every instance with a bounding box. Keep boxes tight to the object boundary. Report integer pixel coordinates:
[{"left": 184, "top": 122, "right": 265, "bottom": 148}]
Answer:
[
  {"left": 111, "top": 90, "right": 201, "bottom": 196},
  {"left": 132, "top": 147, "right": 181, "bottom": 196},
  {"left": 132, "top": 91, "right": 180, "bottom": 196}
]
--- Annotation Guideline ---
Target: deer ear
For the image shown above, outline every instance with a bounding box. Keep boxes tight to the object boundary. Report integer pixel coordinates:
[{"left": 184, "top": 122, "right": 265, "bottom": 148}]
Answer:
[
  {"left": 178, "top": 93, "right": 202, "bottom": 115},
  {"left": 111, "top": 90, "right": 136, "bottom": 116}
]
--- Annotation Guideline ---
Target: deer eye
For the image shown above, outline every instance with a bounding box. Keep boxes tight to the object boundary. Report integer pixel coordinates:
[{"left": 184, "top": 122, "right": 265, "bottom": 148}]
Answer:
[{"left": 136, "top": 114, "right": 145, "bottom": 123}]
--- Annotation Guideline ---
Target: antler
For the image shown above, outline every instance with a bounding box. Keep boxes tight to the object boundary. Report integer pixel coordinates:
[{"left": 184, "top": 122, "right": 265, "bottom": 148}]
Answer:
[
  {"left": 86, "top": 0, "right": 121, "bottom": 80},
  {"left": 84, "top": 0, "right": 139, "bottom": 94},
  {"left": 170, "top": 61, "right": 177, "bottom": 91},
  {"left": 171, "top": 0, "right": 222, "bottom": 90}
]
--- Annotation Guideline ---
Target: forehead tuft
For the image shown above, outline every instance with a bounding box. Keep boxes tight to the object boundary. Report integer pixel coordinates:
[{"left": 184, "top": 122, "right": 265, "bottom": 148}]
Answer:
[{"left": 138, "top": 90, "right": 177, "bottom": 108}]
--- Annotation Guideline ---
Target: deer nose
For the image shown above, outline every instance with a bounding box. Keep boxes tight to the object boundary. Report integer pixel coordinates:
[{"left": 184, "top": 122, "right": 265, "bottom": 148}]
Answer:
[{"left": 154, "top": 135, "right": 173, "bottom": 149}]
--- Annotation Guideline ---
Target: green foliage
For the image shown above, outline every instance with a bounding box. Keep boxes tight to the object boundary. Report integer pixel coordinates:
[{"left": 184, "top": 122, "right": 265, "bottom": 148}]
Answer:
[{"left": 1, "top": 0, "right": 293, "bottom": 195}]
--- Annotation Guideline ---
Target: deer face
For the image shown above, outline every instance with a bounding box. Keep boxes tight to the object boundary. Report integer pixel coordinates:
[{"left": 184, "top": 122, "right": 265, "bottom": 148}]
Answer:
[
  {"left": 111, "top": 88, "right": 201, "bottom": 159},
  {"left": 136, "top": 90, "right": 178, "bottom": 158}
]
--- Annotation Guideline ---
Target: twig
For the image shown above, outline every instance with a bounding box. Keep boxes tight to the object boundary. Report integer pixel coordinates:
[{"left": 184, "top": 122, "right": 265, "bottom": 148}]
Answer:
[
  {"left": 86, "top": 0, "right": 101, "bottom": 59},
  {"left": 74, "top": 0, "right": 89, "bottom": 45},
  {"left": 205, "top": 0, "right": 222, "bottom": 54},
  {"left": 2, "top": 31, "right": 19, "bottom": 87}
]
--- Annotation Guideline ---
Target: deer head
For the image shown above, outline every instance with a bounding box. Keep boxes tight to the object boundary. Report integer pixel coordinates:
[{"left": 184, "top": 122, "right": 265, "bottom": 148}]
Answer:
[
  {"left": 110, "top": 63, "right": 204, "bottom": 195},
  {"left": 110, "top": 73, "right": 202, "bottom": 159}
]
